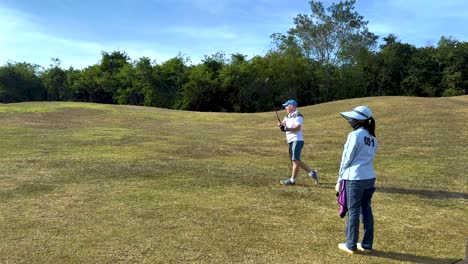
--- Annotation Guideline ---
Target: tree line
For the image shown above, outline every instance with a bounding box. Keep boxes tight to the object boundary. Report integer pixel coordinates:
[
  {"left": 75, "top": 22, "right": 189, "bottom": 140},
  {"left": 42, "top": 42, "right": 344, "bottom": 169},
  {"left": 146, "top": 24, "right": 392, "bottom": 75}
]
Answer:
[{"left": 1, "top": 0, "right": 466, "bottom": 112}]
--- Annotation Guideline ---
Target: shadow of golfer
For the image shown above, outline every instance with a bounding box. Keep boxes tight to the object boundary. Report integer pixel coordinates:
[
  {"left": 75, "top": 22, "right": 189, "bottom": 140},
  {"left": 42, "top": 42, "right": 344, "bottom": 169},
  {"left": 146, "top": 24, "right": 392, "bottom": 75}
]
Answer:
[
  {"left": 370, "top": 249, "right": 458, "bottom": 264},
  {"left": 376, "top": 187, "right": 467, "bottom": 200}
]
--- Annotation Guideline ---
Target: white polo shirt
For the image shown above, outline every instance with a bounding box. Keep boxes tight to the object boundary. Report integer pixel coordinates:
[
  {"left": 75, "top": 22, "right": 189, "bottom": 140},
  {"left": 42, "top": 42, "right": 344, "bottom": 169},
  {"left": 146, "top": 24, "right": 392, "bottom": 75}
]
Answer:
[
  {"left": 283, "top": 110, "right": 304, "bottom": 143},
  {"left": 338, "top": 127, "right": 378, "bottom": 181}
]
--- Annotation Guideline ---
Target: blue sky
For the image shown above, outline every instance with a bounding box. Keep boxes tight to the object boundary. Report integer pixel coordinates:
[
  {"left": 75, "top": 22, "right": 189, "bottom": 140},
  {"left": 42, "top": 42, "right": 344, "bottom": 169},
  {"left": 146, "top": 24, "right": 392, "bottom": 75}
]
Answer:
[{"left": 1, "top": 0, "right": 467, "bottom": 69}]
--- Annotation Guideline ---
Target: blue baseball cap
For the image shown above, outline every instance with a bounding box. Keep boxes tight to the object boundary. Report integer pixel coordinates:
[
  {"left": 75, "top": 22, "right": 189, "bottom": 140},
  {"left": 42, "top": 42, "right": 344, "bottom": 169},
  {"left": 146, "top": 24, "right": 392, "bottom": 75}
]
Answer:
[{"left": 282, "top": 99, "right": 297, "bottom": 107}]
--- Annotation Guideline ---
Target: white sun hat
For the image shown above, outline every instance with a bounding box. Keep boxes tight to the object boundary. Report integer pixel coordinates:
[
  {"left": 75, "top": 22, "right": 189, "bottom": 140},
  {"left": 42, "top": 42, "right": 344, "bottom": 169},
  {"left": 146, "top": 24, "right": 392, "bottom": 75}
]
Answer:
[{"left": 340, "top": 106, "right": 373, "bottom": 120}]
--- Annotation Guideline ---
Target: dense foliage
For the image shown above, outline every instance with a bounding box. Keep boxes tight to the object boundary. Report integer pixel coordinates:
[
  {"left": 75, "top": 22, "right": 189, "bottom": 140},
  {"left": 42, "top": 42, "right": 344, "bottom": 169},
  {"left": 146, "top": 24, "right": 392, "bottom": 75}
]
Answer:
[{"left": 1, "top": 0, "right": 466, "bottom": 112}]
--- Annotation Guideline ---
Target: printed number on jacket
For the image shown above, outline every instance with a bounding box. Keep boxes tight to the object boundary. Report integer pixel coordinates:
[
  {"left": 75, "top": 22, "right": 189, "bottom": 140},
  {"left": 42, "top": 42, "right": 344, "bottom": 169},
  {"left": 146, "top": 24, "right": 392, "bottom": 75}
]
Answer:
[{"left": 364, "top": 136, "right": 375, "bottom": 147}]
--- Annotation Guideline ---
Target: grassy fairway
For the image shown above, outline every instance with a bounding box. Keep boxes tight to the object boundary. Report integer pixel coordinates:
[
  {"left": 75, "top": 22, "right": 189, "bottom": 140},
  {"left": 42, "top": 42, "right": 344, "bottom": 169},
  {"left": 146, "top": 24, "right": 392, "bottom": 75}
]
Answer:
[{"left": 0, "top": 96, "right": 467, "bottom": 263}]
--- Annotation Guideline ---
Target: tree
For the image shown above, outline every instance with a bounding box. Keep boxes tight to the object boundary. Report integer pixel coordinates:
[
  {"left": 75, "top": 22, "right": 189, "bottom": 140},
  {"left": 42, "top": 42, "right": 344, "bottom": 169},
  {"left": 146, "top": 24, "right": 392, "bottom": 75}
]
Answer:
[
  {"left": 218, "top": 53, "right": 250, "bottom": 112},
  {"left": 176, "top": 52, "right": 227, "bottom": 111},
  {"left": 266, "top": 48, "right": 318, "bottom": 106},
  {"left": 115, "top": 63, "right": 139, "bottom": 105},
  {"left": 113, "top": 57, "right": 160, "bottom": 106},
  {"left": 404, "top": 46, "right": 441, "bottom": 96},
  {"left": 272, "top": 0, "right": 378, "bottom": 102},
  {"left": 100, "top": 50, "right": 131, "bottom": 74},
  {"left": 0, "top": 61, "right": 45, "bottom": 102},
  {"left": 284, "top": 0, "right": 377, "bottom": 66},
  {"left": 69, "top": 65, "right": 109, "bottom": 103},
  {"left": 99, "top": 50, "right": 132, "bottom": 103},
  {"left": 159, "top": 55, "right": 189, "bottom": 108},
  {"left": 41, "top": 58, "right": 70, "bottom": 101},
  {"left": 350, "top": 47, "right": 382, "bottom": 97},
  {"left": 177, "top": 64, "right": 217, "bottom": 111},
  {"left": 236, "top": 55, "right": 272, "bottom": 112},
  {"left": 437, "top": 37, "right": 467, "bottom": 95},
  {"left": 377, "top": 37, "right": 416, "bottom": 95},
  {"left": 135, "top": 57, "right": 160, "bottom": 107}
]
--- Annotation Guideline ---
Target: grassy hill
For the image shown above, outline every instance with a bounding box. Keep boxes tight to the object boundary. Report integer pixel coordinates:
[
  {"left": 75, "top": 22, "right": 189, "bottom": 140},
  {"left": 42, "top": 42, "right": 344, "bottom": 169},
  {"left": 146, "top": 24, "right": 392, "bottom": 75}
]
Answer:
[{"left": 0, "top": 96, "right": 467, "bottom": 263}]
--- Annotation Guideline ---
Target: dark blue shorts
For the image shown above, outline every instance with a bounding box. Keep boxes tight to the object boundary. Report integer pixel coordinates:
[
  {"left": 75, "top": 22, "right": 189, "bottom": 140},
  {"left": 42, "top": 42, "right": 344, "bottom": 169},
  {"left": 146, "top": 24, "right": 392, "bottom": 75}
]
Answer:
[{"left": 288, "top": 141, "right": 304, "bottom": 161}]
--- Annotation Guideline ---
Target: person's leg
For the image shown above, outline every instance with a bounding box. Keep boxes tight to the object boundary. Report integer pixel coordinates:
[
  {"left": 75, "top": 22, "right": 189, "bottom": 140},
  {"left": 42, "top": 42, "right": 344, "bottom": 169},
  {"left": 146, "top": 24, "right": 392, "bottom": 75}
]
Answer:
[
  {"left": 345, "top": 180, "right": 364, "bottom": 251},
  {"left": 360, "top": 179, "right": 376, "bottom": 250},
  {"left": 297, "top": 160, "right": 311, "bottom": 172},
  {"left": 291, "top": 161, "right": 300, "bottom": 180},
  {"left": 292, "top": 141, "right": 318, "bottom": 183},
  {"left": 289, "top": 141, "right": 303, "bottom": 181},
  {"left": 280, "top": 142, "right": 298, "bottom": 185},
  {"left": 291, "top": 141, "right": 310, "bottom": 173},
  {"left": 294, "top": 160, "right": 317, "bottom": 184}
]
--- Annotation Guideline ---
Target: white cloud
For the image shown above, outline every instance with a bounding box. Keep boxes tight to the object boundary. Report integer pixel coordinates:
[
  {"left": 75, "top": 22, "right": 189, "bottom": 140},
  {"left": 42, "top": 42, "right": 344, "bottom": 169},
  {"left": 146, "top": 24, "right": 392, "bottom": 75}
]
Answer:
[
  {"left": 2, "top": 0, "right": 465, "bottom": 69},
  {"left": 163, "top": 25, "right": 237, "bottom": 40},
  {"left": 0, "top": 5, "right": 180, "bottom": 68},
  {"left": 0, "top": 6, "right": 97, "bottom": 68},
  {"left": 0, "top": 1, "right": 305, "bottom": 68},
  {"left": 382, "top": 0, "right": 468, "bottom": 17},
  {"left": 360, "top": 0, "right": 468, "bottom": 46}
]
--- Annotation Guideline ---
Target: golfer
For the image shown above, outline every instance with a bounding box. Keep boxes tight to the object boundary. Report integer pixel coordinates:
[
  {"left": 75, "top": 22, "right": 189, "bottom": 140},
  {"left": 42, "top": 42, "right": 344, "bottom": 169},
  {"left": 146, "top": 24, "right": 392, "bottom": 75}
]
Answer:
[
  {"left": 278, "top": 99, "right": 318, "bottom": 185},
  {"left": 336, "top": 106, "right": 378, "bottom": 254}
]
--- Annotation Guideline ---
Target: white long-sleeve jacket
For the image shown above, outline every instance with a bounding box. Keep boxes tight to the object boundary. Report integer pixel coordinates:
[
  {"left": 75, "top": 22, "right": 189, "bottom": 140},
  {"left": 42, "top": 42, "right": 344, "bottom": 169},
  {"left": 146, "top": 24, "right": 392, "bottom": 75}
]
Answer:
[{"left": 338, "top": 127, "right": 378, "bottom": 182}]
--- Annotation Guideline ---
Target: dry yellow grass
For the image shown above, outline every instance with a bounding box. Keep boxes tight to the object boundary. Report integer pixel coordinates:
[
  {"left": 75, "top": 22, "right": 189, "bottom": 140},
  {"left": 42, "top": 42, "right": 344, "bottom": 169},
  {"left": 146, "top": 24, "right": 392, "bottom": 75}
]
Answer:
[{"left": 0, "top": 96, "right": 466, "bottom": 263}]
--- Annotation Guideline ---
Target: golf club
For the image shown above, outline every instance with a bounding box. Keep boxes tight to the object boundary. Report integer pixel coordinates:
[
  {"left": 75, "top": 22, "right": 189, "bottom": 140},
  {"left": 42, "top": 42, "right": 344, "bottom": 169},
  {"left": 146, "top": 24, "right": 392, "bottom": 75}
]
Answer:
[
  {"left": 272, "top": 101, "right": 282, "bottom": 124},
  {"left": 275, "top": 109, "right": 281, "bottom": 123}
]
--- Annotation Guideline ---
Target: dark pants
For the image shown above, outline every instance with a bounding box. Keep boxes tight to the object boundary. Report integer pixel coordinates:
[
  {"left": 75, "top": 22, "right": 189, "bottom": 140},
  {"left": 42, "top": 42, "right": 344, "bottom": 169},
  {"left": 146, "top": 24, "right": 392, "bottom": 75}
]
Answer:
[{"left": 345, "top": 178, "right": 376, "bottom": 250}]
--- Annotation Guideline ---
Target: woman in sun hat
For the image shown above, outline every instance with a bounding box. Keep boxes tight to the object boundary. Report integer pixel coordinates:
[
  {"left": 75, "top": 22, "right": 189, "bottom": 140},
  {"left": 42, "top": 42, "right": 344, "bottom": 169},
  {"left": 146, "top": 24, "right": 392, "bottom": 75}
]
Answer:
[{"left": 336, "top": 105, "right": 378, "bottom": 254}]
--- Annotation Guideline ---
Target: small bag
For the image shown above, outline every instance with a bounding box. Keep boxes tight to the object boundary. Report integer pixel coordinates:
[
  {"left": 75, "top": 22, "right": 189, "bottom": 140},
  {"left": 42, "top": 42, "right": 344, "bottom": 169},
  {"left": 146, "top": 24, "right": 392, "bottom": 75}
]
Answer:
[{"left": 336, "top": 181, "right": 348, "bottom": 218}]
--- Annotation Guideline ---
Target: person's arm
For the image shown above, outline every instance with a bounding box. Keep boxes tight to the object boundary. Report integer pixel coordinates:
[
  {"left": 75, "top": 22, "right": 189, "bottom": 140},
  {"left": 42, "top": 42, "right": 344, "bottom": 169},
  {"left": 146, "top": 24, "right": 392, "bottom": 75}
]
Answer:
[
  {"left": 338, "top": 132, "right": 358, "bottom": 182},
  {"left": 284, "top": 115, "right": 302, "bottom": 132},
  {"left": 278, "top": 118, "right": 287, "bottom": 132},
  {"left": 285, "top": 124, "right": 301, "bottom": 132},
  {"left": 278, "top": 117, "right": 286, "bottom": 126}
]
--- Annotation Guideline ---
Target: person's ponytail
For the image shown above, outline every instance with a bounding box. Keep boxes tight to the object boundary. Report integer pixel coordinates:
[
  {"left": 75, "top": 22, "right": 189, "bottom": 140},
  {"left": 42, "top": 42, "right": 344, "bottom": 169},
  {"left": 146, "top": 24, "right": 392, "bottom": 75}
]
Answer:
[{"left": 368, "top": 117, "right": 376, "bottom": 137}]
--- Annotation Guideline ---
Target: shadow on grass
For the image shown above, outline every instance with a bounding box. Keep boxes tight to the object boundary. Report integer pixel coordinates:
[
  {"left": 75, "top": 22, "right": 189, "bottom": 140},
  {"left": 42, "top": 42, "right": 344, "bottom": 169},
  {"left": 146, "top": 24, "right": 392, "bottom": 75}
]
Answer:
[
  {"left": 308, "top": 183, "right": 467, "bottom": 200},
  {"left": 370, "top": 249, "right": 458, "bottom": 264},
  {"left": 377, "top": 187, "right": 468, "bottom": 200}
]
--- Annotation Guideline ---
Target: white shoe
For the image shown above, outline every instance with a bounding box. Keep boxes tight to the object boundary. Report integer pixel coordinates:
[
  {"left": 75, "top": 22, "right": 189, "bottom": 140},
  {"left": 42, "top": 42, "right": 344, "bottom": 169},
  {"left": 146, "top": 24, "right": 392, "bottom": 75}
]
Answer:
[
  {"left": 357, "top": 243, "right": 372, "bottom": 253},
  {"left": 309, "top": 170, "right": 319, "bottom": 184},
  {"left": 338, "top": 243, "right": 355, "bottom": 254}
]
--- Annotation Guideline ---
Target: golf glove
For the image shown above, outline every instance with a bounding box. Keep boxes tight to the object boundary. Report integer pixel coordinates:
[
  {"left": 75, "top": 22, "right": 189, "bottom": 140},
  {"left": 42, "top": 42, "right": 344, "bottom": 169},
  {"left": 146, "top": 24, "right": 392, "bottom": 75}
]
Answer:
[{"left": 279, "top": 125, "right": 287, "bottom": 132}]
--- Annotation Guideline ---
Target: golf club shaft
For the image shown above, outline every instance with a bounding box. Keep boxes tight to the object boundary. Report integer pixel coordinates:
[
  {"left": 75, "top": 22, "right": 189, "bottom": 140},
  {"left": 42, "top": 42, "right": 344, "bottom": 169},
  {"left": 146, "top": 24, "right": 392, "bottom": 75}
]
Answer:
[{"left": 275, "top": 110, "right": 281, "bottom": 123}]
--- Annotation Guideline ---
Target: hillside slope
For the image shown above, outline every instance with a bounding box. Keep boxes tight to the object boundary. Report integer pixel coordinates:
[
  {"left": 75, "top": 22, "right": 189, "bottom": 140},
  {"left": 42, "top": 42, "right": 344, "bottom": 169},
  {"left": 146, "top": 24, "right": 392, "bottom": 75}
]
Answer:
[{"left": 0, "top": 96, "right": 466, "bottom": 263}]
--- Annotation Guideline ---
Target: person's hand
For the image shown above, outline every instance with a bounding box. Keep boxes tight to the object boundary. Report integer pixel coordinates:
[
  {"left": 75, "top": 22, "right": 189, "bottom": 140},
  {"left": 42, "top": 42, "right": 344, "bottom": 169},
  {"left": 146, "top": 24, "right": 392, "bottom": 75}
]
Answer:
[
  {"left": 335, "top": 181, "right": 342, "bottom": 193},
  {"left": 279, "top": 125, "right": 286, "bottom": 132}
]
